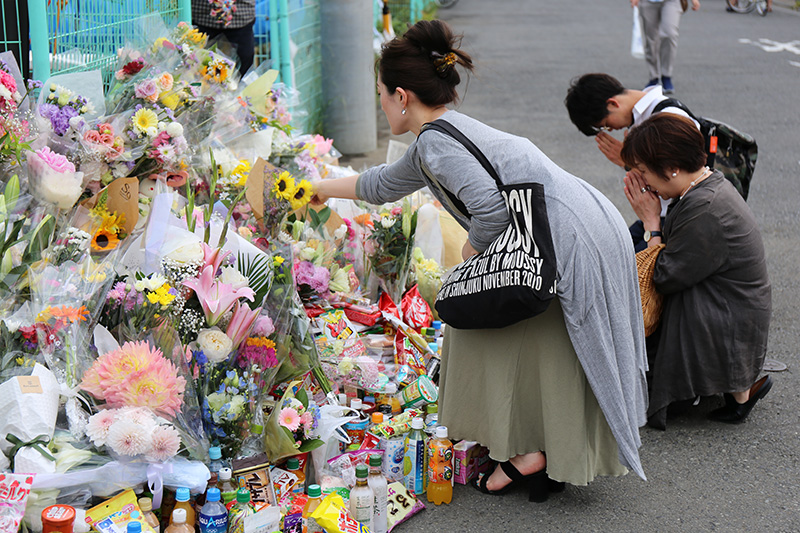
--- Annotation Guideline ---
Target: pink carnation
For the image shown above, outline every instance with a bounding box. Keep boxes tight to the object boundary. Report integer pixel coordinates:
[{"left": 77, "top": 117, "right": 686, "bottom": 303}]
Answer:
[{"left": 34, "top": 146, "right": 76, "bottom": 173}]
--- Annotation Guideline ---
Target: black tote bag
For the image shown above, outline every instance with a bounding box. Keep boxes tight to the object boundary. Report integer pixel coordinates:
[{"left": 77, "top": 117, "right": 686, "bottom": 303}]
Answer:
[{"left": 421, "top": 120, "right": 558, "bottom": 329}]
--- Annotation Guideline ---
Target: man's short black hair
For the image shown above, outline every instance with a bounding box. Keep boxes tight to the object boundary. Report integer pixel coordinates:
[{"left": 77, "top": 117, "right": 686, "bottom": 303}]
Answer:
[{"left": 564, "top": 73, "right": 627, "bottom": 136}]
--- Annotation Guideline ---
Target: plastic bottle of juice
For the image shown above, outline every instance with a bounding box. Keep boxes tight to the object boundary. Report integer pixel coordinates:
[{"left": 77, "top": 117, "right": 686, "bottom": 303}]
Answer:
[
  {"left": 302, "top": 484, "right": 324, "bottom": 533},
  {"left": 367, "top": 455, "right": 388, "bottom": 533},
  {"left": 349, "top": 464, "right": 374, "bottom": 531},
  {"left": 198, "top": 488, "right": 228, "bottom": 533},
  {"left": 138, "top": 498, "right": 161, "bottom": 533},
  {"left": 217, "top": 468, "right": 237, "bottom": 506},
  {"left": 286, "top": 457, "right": 306, "bottom": 494},
  {"left": 426, "top": 426, "right": 454, "bottom": 505},
  {"left": 164, "top": 509, "right": 193, "bottom": 533},
  {"left": 226, "top": 489, "right": 254, "bottom": 533},
  {"left": 370, "top": 412, "right": 384, "bottom": 430},
  {"left": 403, "top": 417, "right": 427, "bottom": 496},
  {"left": 173, "top": 488, "right": 195, "bottom": 529}
]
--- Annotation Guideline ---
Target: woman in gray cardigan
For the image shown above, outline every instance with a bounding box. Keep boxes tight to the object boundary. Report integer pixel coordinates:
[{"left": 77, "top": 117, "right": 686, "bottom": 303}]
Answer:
[
  {"left": 315, "top": 20, "right": 648, "bottom": 499},
  {"left": 622, "top": 113, "right": 772, "bottom": 429}
]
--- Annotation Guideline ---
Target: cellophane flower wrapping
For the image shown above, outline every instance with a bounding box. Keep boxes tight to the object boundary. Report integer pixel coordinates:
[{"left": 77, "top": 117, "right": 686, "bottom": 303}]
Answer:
[
  {"left": 263, "top": 380, "right": 322, "bottom": 463},
  {"left": 365, "top": 199, "right": 418, "bottom": 303}
]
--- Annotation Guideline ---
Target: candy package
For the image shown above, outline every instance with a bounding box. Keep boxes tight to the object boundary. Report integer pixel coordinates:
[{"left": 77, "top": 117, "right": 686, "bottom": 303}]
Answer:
[
  {"left": 386, "top": 482, "right": 425, "bottom": 531},
  {"left": 0, "top": 473, "right": 34, "bottom": 533},
  {"left": 85, "top": 489, "right": 156, "bottom": 533}
]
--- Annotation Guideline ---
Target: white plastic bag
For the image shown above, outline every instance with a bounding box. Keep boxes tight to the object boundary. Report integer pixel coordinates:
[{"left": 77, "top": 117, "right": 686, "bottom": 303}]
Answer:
[
  {"left": 310, "top": 405, "right": 359, "bottom": 480},
  {"left": 631, "top": 7, "right": 645, "bottom": 59}
]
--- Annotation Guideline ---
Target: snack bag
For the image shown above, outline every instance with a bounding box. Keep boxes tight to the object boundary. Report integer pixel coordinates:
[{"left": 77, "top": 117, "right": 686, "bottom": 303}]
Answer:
[
  {"left": 400, "top": 285, "right": 432, "bottom": 330},
  {"left": 310, "top": 493, "right": 372, "bottom": 533},
  {"left": 386, "top": 482, "right": 425, "bottom": 531},
  {"left": 0, "top": 473, "right": 34, "bottom": 533},
  {"left": 85, "top": 489, "right": 156, "bottom": 533}
]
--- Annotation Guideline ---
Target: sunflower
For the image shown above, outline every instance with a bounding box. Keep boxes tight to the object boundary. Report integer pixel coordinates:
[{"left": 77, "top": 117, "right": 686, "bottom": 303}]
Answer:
[
  {"left": 200, "top": 58, "right": 230, "bottom": 84},
  {"left": 272, "top": 171, "right": 296, "bottom": 201},
  {"left": 91, "top": 229, "right": 120, "bottom": 252},
  {"left": 132, "top": 108, "right": 158, "bottom": 136},
  {"left": 289, "top": 179, "right": 313, "bottom": 210}
]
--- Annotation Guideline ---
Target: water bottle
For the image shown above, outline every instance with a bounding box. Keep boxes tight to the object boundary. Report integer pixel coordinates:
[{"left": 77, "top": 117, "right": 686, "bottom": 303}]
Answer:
[
  {"left": 403, "top": 417, "right": 426, "bottom": 496},
  {"left": 198, "top": 488, "right": 228, "bottom": 533},
  {"left": 349, "top": 465, "right": 374, "bottom": 531},
  {"left": 426, "top": 426, "right": 453, "bottom": 505}
]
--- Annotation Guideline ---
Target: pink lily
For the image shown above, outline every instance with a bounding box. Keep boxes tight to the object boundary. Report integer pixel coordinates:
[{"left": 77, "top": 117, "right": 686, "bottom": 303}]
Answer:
[
  {"left": 183, "top": 264, "right": 255, "bottom": 326},
  {"left": 200, "top": 243, "right": 231, "bottom": 274},
  {"left": 226, "top": 301, "right": 260, "bottom": 350}
]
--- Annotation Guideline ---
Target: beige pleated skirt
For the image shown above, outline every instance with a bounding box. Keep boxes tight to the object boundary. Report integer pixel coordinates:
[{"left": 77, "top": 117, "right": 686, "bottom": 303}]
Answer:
[{"left": 438, "top": 299, "right": 628, "bottom": 486}]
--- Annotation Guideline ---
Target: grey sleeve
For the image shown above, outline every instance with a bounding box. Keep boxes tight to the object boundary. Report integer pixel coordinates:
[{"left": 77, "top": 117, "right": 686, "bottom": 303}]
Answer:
[
  {"left": 419, "top": 133, "right": 509, "bottom": 252},
  {"left": 355, "top": 147, "right": 426, "bottom": 204}
]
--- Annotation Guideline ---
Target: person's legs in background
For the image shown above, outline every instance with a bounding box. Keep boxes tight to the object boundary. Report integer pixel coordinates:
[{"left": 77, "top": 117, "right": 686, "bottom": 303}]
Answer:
[
  {"left": 195, "top": 22, "right": 255, "bottom": 76},
  {"left": 639, "top": 1, "right": 663, "bottom": 88},
  {"left": 658, "top": 0, "right": 682, "bottom": 94}
]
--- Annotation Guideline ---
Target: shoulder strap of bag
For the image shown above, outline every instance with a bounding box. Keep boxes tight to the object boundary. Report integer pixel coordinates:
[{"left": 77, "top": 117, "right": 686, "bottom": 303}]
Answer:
[
  {"left": 421, "top": 119, "right": 503, "bottom": 187},
  {"left": 652, "top": 97, "right": 698, "bottom": 122}
]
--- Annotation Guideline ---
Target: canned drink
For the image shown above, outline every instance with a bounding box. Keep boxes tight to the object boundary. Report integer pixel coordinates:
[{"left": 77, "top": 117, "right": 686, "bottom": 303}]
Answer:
[
  {"left": 379, "top": 436, "right": 405, "bottom": 482},
  {"left": 399, "top": 375, "right": 438, "bottom": 411}
]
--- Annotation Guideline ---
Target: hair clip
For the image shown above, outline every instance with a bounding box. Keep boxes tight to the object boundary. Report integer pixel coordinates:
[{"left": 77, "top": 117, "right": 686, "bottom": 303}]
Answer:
[{"left": 433, "top": 52, "right": 457, "bottom": 73}]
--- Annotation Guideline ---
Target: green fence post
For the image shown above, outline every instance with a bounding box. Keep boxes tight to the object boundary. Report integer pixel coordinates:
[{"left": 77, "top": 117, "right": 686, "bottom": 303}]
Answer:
[
  {"left": 278, "top": 0, "right": 292, "bottom": 88},
  {"left": 178, "top": 0, "right": 192, "bottom": 24},
  {"left": 27, "top": 0, "right": 50, "bottom": 82}
]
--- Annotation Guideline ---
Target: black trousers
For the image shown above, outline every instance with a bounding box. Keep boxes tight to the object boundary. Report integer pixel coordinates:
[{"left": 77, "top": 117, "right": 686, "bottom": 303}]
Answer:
[
  {"left": 3, "top": 0, "right": 30, "bottom": 78},
  {"left": 196, "top": 21, "right": 255, "bottom": 76}
]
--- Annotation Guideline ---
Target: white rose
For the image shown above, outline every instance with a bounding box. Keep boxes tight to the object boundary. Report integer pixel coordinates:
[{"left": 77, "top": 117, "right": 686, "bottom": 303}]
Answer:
[
  {"left": 196, "top": 328, "right": 233, "bottom": 363},
  {"left": 166, "top": 122, "right": 184, "bottom": 138},
  {"left": 219, "top": 266, "right": 249, "bottom": 289},
  {"left": 333, "top": 224, "right": 347, "bottom": 240},
  {"left": 167, "top": 242, "right": 204, "bottom": 264}
]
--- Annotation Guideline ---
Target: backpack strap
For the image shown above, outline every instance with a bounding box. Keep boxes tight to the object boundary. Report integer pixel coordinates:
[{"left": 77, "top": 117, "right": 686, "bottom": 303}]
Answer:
[{"left": 652, "top": 97, "right": 698, "bottom": 121}]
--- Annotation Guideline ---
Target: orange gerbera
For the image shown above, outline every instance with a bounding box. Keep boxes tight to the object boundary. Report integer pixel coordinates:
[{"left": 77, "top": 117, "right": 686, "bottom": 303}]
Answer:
[
  {"left": 353, "top": 213, "right": 374, "bottom": 228},
  {"left": 50, "top": 305, "right": 90, "bottom": 328}
]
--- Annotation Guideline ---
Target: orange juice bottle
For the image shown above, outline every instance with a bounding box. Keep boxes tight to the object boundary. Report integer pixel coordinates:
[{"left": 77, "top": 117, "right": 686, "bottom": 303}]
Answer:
[
  {"left": 426, "top": 426, "right": 453, "bottom": 505},
  {"left": 173, "top": 488, "right": 195, "bottom": 528},
  {"left": 302, "top": 484, "right": 324, "bottom": 533}
]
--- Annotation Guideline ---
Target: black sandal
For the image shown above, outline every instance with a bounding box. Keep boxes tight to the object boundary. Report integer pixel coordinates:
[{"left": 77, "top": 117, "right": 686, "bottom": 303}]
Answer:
[{"left": 473, "top": 460, "right": 550, "bottom": 502}]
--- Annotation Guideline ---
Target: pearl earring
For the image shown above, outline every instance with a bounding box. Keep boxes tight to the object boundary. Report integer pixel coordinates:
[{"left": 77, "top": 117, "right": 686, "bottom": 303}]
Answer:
[
  {"left": 672, "top": 172, "right": 677, "bottom": 177},
  {"left": 401, "top": 108, "right": 407, "bottom": 115}
]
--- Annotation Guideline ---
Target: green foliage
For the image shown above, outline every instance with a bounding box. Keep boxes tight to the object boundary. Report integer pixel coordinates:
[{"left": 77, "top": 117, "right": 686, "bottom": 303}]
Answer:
[{"left": 236, "top": 251, "right": 274, "bottom": 307}]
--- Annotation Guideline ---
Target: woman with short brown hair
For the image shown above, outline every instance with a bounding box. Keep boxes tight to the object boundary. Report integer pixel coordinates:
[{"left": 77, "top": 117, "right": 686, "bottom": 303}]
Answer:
[{"left": 622, "top": 113, "right": 772, "bottom": 429}]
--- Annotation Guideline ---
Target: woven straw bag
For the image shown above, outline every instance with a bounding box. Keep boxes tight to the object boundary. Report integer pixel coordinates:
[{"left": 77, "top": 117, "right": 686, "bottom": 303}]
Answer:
[{"left": 636, "top": 244, "right": 666, "bottom": 336}]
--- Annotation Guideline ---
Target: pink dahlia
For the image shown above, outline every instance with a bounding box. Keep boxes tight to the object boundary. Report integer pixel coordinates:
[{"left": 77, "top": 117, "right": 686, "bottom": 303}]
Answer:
[
  {"left": 86, "top": 409, "right": 116, "bottom": 446},
  {"left": 145, "top": 425, "right": 181, "bottom": 462},
  {"left": 106, "top": 419, "right": 151, "bottom": 457}
]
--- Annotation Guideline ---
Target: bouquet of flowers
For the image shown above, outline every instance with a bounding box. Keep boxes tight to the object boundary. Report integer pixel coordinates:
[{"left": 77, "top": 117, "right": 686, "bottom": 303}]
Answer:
[
  {"left": 0, "top": 55, "right": 37, "bottom": 168},
  {"left": 26, "top": 147, "right": 84, "bottom": 210},
  {"left": 366, "top": 200, "right": 418, "bottom": 303},
  {"left": 84, "top": 407, "right": 182, "bottom": 463},
  {"left": 263, "top": 380, "right": 322, "bottom": 462}
]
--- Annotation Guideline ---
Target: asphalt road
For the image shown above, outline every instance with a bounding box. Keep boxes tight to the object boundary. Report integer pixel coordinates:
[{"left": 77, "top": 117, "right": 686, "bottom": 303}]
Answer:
[{"left": 343, "top": 1, "right": 800, "bottom": 530}]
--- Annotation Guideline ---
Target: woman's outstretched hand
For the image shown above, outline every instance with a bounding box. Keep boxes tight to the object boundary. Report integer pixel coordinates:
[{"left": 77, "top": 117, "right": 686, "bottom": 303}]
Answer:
[
  {"left": 311, "top": 181, "right": 328, "bottom": 205},
  {"left": 624, "top": 169, "right": 661, "bottom": 228}
]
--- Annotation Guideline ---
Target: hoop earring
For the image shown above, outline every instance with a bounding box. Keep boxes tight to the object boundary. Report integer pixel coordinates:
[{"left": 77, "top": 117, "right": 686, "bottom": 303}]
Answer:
[{"left": 401, "top": 108, "right": 407, "bottom": 115}]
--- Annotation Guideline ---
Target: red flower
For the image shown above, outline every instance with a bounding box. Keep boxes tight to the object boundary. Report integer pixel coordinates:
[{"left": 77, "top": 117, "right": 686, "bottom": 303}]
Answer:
[{"left": 122, "top": 59, "right": 145, "bottom": 76}]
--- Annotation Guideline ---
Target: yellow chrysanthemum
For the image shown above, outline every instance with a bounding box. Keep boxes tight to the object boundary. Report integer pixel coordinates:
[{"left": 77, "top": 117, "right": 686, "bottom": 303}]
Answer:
[
  {"left": 289, "top": 179, "right": 313, "bottom": 210},
  {"left": 233, "top": 160, "right": 251, "bottom": 187},
  {"left": 146, "top": 284, "right": 176, "bottom": 308},
  {"left": 273, "top": 171, "right": 296, "bottom": 201},
  {"left": 132, "top": 108, "right": 158, "bottom": 135}
]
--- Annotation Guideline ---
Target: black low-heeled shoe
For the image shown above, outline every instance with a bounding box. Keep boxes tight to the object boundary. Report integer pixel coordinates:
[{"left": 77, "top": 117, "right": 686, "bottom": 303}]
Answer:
[
  {"left": 472, "top": 461, "right": 550, "bottom": 502},
  {"left": 708, "top": 375, "right": 773, "bottom": 424}
]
